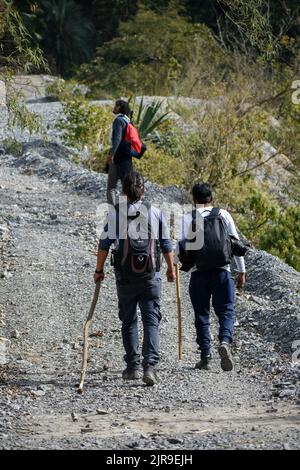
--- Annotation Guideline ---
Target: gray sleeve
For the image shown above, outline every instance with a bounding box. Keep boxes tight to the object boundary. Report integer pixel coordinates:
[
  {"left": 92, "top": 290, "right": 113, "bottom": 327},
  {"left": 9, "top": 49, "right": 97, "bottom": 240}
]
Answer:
[
  {"left": 159, "top": 211, "right": 173, "bottom": 253},
  {"left": 111, "top": 118, "right": 126, "bottom": 156},
  {"left": 224, "top": 211, "right": 246, "bottom": 273}
]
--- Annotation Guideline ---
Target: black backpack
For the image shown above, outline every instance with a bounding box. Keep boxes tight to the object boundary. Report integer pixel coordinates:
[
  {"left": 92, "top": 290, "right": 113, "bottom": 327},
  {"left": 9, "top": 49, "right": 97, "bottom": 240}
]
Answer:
[
  {"left": 179, "top": 207, "right": 233, "bottom": 272},
  {"left": 112, "top": 202, "right": 160, "bottom": 281}
]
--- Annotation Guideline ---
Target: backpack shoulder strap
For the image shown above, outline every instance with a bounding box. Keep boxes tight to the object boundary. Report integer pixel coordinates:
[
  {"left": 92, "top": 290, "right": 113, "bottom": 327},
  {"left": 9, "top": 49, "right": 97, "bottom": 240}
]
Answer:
[
  {"left": 115, "top": 115, "right": 129, "bottom": 140},
  {"left": 127, "top": 201, "right": 150, "bottom": 221},
  {"left": 142, "top": 201, "right": 151, "bottom": 211},
  {"left": 210, "top": 207, "right": 221, "bottom": 217},
  {"left": 116, "top": 114, "right": 129, "bottom": 123},
  {"left": 191, "top": 208, "right": 197, "bottom": 232},
  {"left": 141, "top": 201, "right": 152, "bottom": 237}
]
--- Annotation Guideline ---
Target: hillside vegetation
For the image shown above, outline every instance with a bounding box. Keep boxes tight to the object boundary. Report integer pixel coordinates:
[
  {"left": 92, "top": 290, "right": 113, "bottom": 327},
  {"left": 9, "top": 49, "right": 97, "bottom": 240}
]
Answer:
[{"left": 1, "top": 0, "right": 300, "bottom": 270}]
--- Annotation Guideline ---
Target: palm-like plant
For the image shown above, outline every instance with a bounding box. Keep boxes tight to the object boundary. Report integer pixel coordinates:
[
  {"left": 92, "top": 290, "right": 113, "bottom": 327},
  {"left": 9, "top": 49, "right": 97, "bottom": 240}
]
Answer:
[
  {"left": 133, "top": 98, "right": 170, "bottom": 140},
  {"left": 34, "top": 0, "right": 95, "bottom": 76}
]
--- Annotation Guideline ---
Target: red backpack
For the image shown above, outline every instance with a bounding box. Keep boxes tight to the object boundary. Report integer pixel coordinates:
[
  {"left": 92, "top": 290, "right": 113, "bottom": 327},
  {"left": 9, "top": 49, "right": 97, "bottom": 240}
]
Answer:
[{"left": 122, "top": 121, "right": 147, "bottom": 159}]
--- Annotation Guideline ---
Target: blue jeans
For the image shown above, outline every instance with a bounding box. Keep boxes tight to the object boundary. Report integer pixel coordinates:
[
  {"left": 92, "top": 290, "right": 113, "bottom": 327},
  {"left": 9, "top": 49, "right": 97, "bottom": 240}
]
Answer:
[
  {"left": 189, "top": 269, "right": 235, "bottom": 359},
  {"left": 116, "top": 277, "right": 162, "bottom": 368}
]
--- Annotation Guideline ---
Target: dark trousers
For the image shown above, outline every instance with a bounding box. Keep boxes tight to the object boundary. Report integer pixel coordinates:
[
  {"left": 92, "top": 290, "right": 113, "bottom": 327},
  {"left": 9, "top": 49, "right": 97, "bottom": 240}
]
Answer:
[
  {"left": 107, "top": 159, "right": 133, "bottom": 206},
  {"left": 189, "top": 269, "right": 235, "bottom": 359},
  {"left": 116, "top": 277, "right": 162, "bottom": 368}
]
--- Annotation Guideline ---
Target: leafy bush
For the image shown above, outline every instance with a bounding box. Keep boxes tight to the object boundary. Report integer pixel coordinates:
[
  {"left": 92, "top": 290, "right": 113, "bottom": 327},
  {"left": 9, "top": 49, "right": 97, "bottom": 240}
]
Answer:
[
  {"left": 259, "top": 205, "right": 300, "bottom": 271},
  {"left": 154, "top": 127, "right": 185, "bottom": 159},
  {"left": 50, "top": 79, "right": 111, "bottom": 162},
  {"left": 2, "top": 138, "right": 23, "bottom": 156},
  {"left": 214, "top": 178, "right": 279, "bottom": 244},
  {"left": 134, "top": 143, "right": 187, "bottom": 187},
  {"left": 58, "top": 96, "right": 112, "bottom": 163},
  {"left": 45, "top": 79, "right": 85, "bottom": 100},
  {"left": 184, "top": 101, "right": 281, "bottom": 187}
]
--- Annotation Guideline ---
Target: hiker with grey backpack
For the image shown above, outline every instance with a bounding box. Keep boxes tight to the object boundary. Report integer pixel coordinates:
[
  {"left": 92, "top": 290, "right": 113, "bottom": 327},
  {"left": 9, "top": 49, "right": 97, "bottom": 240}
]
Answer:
[
  {"left": 176, "top": 183, "right": 247, "bottom": 372},
  {"left": 95, "top": 171, "right": 175, "bottom": 386}
]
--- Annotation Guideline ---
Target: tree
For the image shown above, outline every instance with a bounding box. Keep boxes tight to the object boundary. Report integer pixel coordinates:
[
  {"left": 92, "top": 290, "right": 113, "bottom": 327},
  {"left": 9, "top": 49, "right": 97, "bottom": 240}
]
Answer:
[
  {"left": 217, "top": 0, "right": 300, "bottom": 63},
  {"left": 92, "top": 0, "right": 138, "bottom": 45},
  {"left": 77, "top": 4, "right": 207, "bottom": 96},
  {"left": 186, "top": 0, "right": 222, "bottom": 26},
  {"left": 26, "top": 0, "right": 95, "bottom": 76},
  {"left": 0, "top": 0, "right": 47, "bottom": 134},
  {"left": 142, "top": 0, "right": 176, "bottom": 12}
]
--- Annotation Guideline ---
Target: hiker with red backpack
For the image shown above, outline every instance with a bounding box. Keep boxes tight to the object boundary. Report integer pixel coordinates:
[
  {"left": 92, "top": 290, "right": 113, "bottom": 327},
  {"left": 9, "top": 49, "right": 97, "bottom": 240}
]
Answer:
[
  {"left": 107, "top": 100, "right": 146, "bottom": 207},
  {"left": 95, "top": 171, "right": 175, "bottom": 386},
  {"left": 176, "top": 183, "right": 247, "bottom": 372}
]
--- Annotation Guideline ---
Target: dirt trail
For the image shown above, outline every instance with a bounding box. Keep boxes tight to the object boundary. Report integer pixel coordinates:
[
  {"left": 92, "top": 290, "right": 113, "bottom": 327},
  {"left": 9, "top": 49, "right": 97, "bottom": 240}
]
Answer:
[{"left": 0, "top": 161, "right": 299, "bottom": 450}]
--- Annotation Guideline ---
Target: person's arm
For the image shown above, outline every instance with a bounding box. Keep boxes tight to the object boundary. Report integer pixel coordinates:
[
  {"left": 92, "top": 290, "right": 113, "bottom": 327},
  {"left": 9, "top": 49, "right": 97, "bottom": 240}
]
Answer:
[
  {"left": 236, "top": 272, "right": 246, "bottom": 290},
  {"left": 224, "top": 211, "right": 246, "bottom": 289},
  {"left": 158, "top": 210, "right": 176, "bottom": 282},
  {"left": 174, "top": 213, "right": 195, "bottom": 271},
  {"left": 163, "top": 251, "right": 176, "bottom": 282},
  {"left": 94, "top": 215, "right": 116, "bottom": 283},
  {"left": 110, "top": 118, "right": 125, "bottom": 160},
  {"left": 94, "top": 250, "right": 109, "bottom": 283}
]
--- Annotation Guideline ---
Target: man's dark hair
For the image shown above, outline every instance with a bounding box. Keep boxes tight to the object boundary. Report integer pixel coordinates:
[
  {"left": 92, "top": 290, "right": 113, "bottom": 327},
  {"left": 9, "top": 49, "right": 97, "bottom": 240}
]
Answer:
[
  {"left": 115, "top": 99, "right": 133, "bottom": 119},
  {"left": 192, "top": 183, "right": 213, "bottom": 204},
  {"left": 122, "top": 171, "right": 145, "bottom": 203}
]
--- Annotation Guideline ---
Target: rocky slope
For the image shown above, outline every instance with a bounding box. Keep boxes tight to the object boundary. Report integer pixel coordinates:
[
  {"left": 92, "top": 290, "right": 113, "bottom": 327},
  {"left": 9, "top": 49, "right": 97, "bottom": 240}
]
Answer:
[
  {"left": 0, "top": 141, "right": 299, "bottom": 450},
  {"left": 0, "top": 75, "right": 292, "bottom": 202}
]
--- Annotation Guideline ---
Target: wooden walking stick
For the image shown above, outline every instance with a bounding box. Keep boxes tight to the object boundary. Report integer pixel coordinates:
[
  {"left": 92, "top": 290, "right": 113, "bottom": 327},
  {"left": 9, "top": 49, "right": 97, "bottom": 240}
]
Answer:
[
  {"left": 175, "top": 264, "right": 183, "bottom": 360},
  {"left": 78, "top": 280, "right": 101, "bottom": 393}
]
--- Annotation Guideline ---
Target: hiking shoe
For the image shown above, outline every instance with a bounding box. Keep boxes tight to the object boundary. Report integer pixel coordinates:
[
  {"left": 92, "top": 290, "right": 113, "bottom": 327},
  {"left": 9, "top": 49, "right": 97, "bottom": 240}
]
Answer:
[
  {"left": 143, "top": 365, "right": 158, "bottom": 386},
  {"left": 218, "top": 343, "right": 233, "bottom": 371},
  {"left": 195, "top": 357, "right": 212, "bottom": 371},
  {"left": 122, "top": 368, "right": 140, "bottom": 380}
]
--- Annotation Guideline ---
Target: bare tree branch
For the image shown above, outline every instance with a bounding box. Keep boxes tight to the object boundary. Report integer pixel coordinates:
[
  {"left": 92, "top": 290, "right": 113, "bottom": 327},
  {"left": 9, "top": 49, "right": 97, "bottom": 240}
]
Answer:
[{"left": 232, "top": 151, "right": 281, "bottom": 179}]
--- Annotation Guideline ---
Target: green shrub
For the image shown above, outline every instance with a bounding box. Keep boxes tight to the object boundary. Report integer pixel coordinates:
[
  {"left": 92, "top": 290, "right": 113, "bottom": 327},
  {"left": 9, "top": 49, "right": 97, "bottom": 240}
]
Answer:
[
  {"left": 134, "top": 143, "right": 187, "bottom": 187},
  {"left": 56, "top": 90, "right": 112, "bottom": 161},
  {"left": 214, "top": 178, "right": 279, "bottom": 244},
  {"left": 2, "top": 138, "right": 23, "bottom": 156},
  {"left": 259, "top": 205, "right": 300, "bottom": 271}
]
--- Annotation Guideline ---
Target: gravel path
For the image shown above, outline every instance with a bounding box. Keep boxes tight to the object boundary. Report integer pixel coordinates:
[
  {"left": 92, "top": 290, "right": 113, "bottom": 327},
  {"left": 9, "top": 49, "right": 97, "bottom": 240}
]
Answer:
[{"left": 0, "top": 146, "right": 299, "bottom": 450}]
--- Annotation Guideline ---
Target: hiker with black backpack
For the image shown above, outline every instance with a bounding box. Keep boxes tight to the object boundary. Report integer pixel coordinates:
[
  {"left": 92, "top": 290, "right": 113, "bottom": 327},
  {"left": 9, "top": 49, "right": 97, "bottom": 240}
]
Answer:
[
  {"left": 95, "top": 171, "right": 175, "bottom": 386},
  {"left": 107, "top": 100, "right": 146, "bottom": 207},
  {"left": 176, "top": 183, "right": 247, "bottom": 372}
]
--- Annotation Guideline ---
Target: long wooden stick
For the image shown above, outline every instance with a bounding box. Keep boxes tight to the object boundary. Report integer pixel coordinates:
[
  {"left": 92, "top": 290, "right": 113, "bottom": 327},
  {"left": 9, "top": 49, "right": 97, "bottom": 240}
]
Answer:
[
  {"left": 78, "top": 280, "right": 101, "bottom": 393},
  {"left": 175, "top": 264, "right": 183, "bottom": 360}
]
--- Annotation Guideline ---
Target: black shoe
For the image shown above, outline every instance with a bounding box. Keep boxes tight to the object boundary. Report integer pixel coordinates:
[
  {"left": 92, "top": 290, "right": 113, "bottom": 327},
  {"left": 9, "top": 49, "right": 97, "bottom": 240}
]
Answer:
[
  {"left": 122, "top": 368, "right": 140, "bottom": 380},
  {"left": 195, "top": 356, "right": 212, "bottom": 371},
  {"left": 143, "top": 365, "right": 158, "bottom": 386},
  {"left": 218, "top": 343, "right": 233, "bottom": 371}
]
